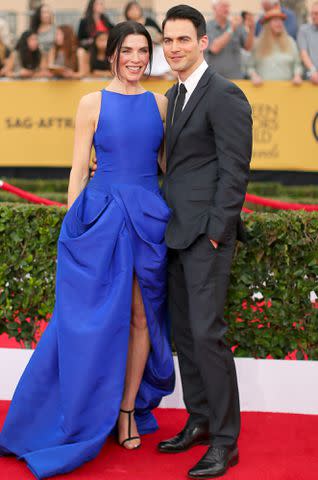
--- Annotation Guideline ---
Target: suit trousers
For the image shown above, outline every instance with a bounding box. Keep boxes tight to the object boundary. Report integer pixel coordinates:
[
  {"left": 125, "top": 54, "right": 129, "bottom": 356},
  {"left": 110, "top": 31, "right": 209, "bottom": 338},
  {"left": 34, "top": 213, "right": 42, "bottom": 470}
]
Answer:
[{"left": 168, "top": 234, "right": 240, "bottom": 447}]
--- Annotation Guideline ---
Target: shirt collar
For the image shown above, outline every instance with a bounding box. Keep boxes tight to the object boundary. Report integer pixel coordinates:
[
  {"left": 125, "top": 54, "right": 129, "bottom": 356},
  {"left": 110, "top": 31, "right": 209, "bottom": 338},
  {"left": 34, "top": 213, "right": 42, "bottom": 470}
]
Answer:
[{"left": 178, "top": 60, "right": 209, "bottom": 97}]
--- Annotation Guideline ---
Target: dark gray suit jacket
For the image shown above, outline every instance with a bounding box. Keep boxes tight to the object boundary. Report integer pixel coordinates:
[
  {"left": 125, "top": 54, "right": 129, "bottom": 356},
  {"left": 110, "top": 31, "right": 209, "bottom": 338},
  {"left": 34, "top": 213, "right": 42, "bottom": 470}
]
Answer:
[{"left": 162, "top": 66, "right": 253, "bottom": 250}]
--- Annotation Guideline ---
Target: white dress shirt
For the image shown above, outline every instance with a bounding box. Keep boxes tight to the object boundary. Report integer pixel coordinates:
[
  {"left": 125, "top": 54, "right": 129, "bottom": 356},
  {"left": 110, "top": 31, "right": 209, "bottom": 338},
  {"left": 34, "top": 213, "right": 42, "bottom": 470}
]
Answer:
[{"left": 179, "top": 60, "right": 209, "bottom": 109}]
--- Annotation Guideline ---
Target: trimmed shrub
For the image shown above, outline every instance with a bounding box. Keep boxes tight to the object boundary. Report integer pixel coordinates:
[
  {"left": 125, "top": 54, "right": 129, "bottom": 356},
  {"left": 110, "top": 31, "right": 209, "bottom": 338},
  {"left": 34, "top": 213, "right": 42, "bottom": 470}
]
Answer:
[
  {"left": 0, "top": 191, "right": 67, "bottom": 204},
  {"left": 0, "top": 203, "right": 317, "bottom": 358},
  {"left": 2, "top": 178, "right": 318, "bottom": 199}
]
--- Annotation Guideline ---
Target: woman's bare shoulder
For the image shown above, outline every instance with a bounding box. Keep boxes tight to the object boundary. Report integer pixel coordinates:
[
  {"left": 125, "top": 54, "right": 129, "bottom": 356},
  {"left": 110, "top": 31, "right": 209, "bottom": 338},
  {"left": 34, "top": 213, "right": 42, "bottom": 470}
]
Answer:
[
  {"left": 78, "top": 91, "right": 101, "bottom": 109},
  {"left": 76, "top": 91, "right": 102, "bottom": 120}
]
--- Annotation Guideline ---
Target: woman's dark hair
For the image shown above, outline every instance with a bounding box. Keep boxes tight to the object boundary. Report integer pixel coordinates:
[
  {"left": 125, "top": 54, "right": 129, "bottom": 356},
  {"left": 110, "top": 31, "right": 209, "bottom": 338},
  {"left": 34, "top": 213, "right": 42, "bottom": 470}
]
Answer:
[
  {"left": 16, "top": 30, "right": 41, "bottom": 70},
  {"left": 85, "top": 0, "right": 107, "bottom": 35},
  {"left": 85, "top": 0, "right": 97, "bottom": 34},
  {"left": 54, "top": 25, "right": 78, "bottom": 70},
  {"left": 106, "top": 21, "right": 152, "bottom": 77},
  {"left": 162, "top": 4, "right": 206, "bottom": 38},
  {"left": 30, "top": 4, "right": 53, "bottom": 32},
  {"left": 90, "top": 31, "right": 110, "bottom": 71},
  {"left": 124, "top": 1, "right": 143, "bottom": 21}
]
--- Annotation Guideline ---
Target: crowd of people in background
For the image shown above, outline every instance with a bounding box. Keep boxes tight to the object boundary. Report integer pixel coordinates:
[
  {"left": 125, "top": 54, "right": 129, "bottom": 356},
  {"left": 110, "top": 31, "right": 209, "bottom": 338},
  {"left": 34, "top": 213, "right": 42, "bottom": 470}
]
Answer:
[{"left": 0, "top": 0, "right": 317, "bottom": 84}]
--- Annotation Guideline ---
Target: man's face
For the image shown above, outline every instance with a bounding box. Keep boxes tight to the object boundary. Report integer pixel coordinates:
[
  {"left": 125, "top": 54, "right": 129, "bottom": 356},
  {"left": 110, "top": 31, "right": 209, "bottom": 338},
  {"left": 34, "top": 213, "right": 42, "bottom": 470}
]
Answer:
[
  {"left": 163, "top": 19, "right": 208, "bottom": 76},
  {"left": 214, "top": 1, "right": 230, "bottom": 19},
  {"left": 311, "top": 4, "right": 318, "bottom": 26}
]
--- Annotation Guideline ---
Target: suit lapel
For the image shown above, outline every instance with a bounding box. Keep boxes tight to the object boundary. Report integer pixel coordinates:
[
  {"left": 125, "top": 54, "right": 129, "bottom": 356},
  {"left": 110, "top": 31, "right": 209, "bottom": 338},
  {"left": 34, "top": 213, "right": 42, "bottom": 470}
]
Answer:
[
  {"left": 166, "top": 84, "right": 178, "bottom": 152},
  {"left": 167, "top": 67, "right": 214, "bottom": 157}
]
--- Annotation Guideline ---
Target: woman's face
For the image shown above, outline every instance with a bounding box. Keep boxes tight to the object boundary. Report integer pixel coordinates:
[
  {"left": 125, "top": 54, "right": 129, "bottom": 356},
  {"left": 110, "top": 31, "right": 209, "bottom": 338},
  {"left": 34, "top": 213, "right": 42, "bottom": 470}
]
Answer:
[
  {"left": 93, "top": 0, "right": 105, "bottom": 15},
  {"left": 41, "top": 5, "right": 52, "bottom": 25},
  {"left": 27, "top": 33, "right": 39, "bottom": 51},
  {"left": 126, "top": 4, "right": 143, "bottom": 21},
  {"left": 269, "top": 17, "right": 284, "bottom": 35},
  {"left": 55, "top": 28, "right": 64, "bottom": 46},
  {"left": 96, "top": 33, "right": 108, "bottom": 51},
  {"left": 115, "top": 34, "right": 149, "bottom": 82}
]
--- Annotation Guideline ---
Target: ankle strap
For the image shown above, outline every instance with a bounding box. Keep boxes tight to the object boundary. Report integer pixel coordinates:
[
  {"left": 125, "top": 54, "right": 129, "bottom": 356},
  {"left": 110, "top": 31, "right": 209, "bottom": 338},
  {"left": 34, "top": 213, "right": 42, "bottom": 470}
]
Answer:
[{"left": 120, "top": 408, "right": 135, "bottom": 414}]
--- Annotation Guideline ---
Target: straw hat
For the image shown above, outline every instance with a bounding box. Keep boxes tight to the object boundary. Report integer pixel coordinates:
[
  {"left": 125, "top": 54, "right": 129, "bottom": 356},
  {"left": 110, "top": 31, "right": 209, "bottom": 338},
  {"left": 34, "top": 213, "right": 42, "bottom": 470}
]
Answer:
[{"left": 260, "top": 7, "right": 287, "bottom": 24}]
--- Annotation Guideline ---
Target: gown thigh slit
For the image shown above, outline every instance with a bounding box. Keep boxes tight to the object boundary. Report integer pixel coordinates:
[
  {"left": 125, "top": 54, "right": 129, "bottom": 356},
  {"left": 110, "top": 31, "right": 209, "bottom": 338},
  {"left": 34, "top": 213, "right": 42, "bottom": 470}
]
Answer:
[{"left": 0, "top": 89, "right": 175, "bottom": 479}]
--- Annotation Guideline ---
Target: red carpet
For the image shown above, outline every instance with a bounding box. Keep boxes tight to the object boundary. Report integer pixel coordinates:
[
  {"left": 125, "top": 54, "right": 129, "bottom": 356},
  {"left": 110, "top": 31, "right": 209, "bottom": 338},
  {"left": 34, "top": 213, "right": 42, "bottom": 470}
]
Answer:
[{"left": 1, "top": 403, "right": 318, "bottom": 479}]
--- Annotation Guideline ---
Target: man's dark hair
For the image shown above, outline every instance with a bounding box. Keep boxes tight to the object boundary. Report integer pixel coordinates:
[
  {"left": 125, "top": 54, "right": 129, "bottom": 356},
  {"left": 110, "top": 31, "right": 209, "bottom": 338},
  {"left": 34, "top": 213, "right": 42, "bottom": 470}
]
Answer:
[{"left": 162, "top": 4, "right": 206, "bottom": 38}]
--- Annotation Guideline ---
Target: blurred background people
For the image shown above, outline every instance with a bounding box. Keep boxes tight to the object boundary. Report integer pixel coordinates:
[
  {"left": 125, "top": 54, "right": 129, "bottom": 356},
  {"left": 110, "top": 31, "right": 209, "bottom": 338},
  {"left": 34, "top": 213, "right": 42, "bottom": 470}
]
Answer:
[
  {"left": 205, "top": 0, "right": 255, "bottom": 79},
  {"left": 89, "top": 31, "right": 111, "bottom": 77},
  {"left": 0, "top": 17, "right": 12, "bottom": 48},
  {"left": 281, "top": 0, "right": 308, "bottom": 25},
  {"left": 297, "top": 1, "right": 318, "bottom": 85},
  {"left": 78, "top": 0, "right": 114, "bottom": 49},
  {"left": 30, "top": 4, "right": 55, "bottom": 56},
  {"left": 241, "top": 10, "right": 255, "bottom": 78},
  {"left": 124, "top": 3, "right": 168, "bottom": 78},
  {"left": 0, "top": 28, "right": 12, "bottom": 76},
  {"left": 144, "top": 26, "right": 172, "bottom": 78},
  {"left": 124, "top": 1, "right": 162, "bottom": 33},
  {"left": 256, "top": 1, "right": 298, "bottom": 40},
  {"left": 48, "top": 25, "right": 88, "bottom": 78},
  {"left": 4, "top": 30, "right": 49, "bottom": 78},
  {"left": 248, "top": 7, "right": 302, "bottom": 85}
]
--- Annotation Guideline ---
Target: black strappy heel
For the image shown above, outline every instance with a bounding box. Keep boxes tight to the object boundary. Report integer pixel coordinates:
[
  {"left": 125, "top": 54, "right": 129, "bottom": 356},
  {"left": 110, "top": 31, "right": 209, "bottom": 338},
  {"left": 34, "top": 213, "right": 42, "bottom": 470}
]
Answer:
[{"left": 118, "top": 408, "right": 141, "bottom": 449}]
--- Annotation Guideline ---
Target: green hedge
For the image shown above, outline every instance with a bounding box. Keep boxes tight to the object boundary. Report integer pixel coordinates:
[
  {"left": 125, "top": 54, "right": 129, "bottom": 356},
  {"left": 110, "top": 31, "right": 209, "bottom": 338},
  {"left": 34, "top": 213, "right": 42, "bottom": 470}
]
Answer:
[
  {"left": 247, "top": 182, "right": 318, "bottom": 200},
  {"left": 2, "top": 178, "right": 318, "bottom": 199},
  {"left": 1, "top": 178, "right": 69, "bottom": 193},
  {"left": 0, "top": 191, "right": 67, "bottom": 204},
  {"left": 0, "top": 203, "right": 317, "bottom": 358}
]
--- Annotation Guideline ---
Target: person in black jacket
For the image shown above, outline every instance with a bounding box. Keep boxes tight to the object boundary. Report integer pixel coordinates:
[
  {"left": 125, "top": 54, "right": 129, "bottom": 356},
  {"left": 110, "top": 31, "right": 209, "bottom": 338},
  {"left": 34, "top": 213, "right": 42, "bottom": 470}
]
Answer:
[
  {"left": 157, "top": 5, "right": 252, "bottom": 479},
  {"left": 78, "top": 0, "right": 114, "bottom": 49},
  {"left": 124, "top": 1, "right": 162, "bottom": 34}
]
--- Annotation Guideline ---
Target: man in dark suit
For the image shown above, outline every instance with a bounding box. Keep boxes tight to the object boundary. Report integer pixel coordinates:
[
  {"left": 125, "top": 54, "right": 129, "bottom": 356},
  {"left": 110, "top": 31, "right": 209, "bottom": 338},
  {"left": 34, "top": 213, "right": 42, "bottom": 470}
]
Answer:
[{"left": 158, "top": 5, "right": 253, "bottom": 479}]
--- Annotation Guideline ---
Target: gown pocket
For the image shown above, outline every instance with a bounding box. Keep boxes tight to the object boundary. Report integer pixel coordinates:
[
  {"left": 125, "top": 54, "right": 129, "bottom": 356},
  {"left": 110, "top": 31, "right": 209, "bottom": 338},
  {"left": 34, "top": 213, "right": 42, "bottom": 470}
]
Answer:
[{"left": 63, "top": 187, "right": 113, "bottom": 239}]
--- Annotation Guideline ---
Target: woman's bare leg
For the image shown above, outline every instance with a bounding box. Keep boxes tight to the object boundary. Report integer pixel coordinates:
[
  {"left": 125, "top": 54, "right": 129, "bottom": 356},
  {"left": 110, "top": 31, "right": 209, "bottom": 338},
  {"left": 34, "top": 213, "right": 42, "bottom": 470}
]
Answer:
[{"left": 118, "top": 275, "right": 151, "bottom": 449}]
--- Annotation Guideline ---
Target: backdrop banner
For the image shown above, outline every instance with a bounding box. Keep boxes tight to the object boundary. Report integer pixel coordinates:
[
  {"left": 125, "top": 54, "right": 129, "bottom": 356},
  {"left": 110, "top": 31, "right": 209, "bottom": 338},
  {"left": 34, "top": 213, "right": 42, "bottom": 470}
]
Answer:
[{"left": 0, "top": 80, "right": 317, "bottom": 171}]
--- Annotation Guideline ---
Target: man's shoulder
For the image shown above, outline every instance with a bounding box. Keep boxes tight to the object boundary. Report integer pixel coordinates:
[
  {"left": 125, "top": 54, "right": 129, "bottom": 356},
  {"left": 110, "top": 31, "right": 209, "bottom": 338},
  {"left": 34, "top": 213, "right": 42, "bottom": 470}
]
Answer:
[
  {"left": 165, "top": 84, "right": 177, "bottom": 99},
  {"left": 206, "top": 19, "right": 217, "bottom": 27},
  {"left": 208, "top": 72, "right": 237, "bottom": 91},
  {"left": 206, "top": 19, "right": 218, "bottom": 34},
  {"left": 207, "top": 74, "right": 250, "bottom": 105},
  {"left": 281, "top": 6, "right": 296, "bottom": 19},
  {"left": 298, "top": 23, "right": 312, "bottom": 34}
]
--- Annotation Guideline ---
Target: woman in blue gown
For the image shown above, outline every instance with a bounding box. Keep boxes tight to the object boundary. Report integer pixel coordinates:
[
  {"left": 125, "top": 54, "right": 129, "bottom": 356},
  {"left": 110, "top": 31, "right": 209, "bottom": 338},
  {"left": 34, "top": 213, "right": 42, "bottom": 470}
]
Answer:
[{"left": 0, "top": 21, "right": 175, "bottom": 479}]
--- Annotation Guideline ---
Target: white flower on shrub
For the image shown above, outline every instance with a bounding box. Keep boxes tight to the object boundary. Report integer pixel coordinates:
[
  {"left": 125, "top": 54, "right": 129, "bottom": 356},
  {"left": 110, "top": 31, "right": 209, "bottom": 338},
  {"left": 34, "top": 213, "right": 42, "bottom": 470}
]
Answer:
[
  {"left": 310, "top": 291, "right": 317, "bottom": 303},
  {"left": 252, "top": 291, "right": 263, "bottom": 301},
  {"left": 5, "top": 282, "right": 9, "bottom": 287},
  {"left": 25, "top": 273, "right": 31, "bottom": 279},
  {"left": 304, "top": 274, "right": 308, "bottom": 280}
]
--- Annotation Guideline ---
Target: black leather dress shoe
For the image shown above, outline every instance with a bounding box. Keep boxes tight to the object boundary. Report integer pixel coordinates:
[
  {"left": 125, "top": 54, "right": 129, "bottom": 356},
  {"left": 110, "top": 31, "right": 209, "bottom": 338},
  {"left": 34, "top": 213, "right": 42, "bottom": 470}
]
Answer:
[
  {"left": 158, "top": 423, "right": 210, "bottom": 453},
  {"left": 188, "top": 445, "right": 239, "bottom": 478}
]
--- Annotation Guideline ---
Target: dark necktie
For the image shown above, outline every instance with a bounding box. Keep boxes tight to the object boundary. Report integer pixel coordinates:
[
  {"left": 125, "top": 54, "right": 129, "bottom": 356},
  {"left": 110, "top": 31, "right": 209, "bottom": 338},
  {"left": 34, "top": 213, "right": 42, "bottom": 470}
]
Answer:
[{"left": 172, "top": 83, "right": 187, "bottom": 125}]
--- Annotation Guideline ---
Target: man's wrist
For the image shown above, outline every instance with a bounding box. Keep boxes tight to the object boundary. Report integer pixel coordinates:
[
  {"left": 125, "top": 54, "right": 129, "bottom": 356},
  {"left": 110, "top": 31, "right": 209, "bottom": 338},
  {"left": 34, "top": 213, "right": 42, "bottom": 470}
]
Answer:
[
  {"left": 308, "top": 66, "right": 317, "bottom": 78},
  {"left": 226, "top": 25, "right": 233, "bottom": 35}
]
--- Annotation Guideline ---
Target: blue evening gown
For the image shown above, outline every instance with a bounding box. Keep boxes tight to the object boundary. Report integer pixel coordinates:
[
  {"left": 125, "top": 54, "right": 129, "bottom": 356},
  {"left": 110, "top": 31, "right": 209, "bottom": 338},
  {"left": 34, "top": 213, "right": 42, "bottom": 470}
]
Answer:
[{"left": 0, "top": 90, "right": 175, "bottom": 479}]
